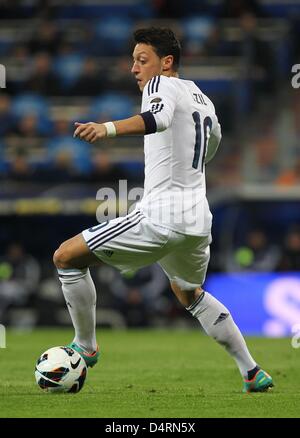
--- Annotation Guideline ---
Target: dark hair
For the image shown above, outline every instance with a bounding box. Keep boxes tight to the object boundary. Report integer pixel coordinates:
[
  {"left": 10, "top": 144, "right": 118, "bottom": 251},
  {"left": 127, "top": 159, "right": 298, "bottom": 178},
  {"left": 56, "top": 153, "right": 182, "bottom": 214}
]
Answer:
[{"left": 133, "top": 27, "right": 181, "bottom": 71}]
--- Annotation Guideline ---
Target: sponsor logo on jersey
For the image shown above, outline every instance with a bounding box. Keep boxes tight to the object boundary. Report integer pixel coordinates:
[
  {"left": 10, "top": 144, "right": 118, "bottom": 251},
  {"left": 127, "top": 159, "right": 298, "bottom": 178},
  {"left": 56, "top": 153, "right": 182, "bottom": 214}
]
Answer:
[{"left": 151, "top": 103, "right": 164, "bottom": 114}]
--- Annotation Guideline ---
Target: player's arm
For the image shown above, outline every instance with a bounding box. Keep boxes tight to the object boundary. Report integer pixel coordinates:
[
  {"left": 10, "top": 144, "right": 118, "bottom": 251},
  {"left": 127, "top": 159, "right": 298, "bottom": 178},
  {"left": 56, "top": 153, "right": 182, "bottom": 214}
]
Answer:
[
  {"left": 73, "top": 76, "right": 178, "bottom": 143},
  {"left": 73, "top": 115, "right": 146, "bottom": 143},
  {"left": 205, "top": 119, "right": 222, "bottom": 164},
  {"left": 140, "top": 75, "right": 178, "bottom": 132}
]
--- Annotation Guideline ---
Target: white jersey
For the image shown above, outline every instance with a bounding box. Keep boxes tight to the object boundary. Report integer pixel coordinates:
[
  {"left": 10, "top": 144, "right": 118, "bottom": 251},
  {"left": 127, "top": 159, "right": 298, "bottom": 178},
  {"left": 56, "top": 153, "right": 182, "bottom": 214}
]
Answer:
[{"left": 138, "top": 75, "right": 221, "bottom": 236}]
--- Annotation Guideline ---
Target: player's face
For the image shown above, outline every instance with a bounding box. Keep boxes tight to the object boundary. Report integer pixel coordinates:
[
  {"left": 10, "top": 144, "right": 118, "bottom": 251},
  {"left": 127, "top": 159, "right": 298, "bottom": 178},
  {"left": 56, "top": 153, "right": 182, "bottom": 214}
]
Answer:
[{"left": 131, "top": 43, "right": 165, "bottom": 91}]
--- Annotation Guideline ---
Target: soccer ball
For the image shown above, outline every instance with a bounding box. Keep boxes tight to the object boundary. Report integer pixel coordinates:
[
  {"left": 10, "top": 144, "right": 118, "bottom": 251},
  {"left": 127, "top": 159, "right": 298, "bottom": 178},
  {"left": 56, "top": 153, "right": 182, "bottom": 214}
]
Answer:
[{"left": 35, "top": 346, "right": 87, "bottom": 393}]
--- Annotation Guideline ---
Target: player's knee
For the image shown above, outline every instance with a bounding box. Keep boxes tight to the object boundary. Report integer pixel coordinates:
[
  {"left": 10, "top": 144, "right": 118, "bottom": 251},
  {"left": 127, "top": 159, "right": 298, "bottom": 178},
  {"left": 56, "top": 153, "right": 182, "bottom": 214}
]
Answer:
[
  {"left": 53, "top": 243, "right": 73, "bottom": 269},
  {"left": 170, "top": 281, "right": 202, "bottom": 308}
]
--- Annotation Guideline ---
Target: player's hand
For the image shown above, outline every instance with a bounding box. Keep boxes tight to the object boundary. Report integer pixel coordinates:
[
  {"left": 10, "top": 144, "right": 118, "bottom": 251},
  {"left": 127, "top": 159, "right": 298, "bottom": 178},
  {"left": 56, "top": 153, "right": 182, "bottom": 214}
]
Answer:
[{"left": 73, "top": 122, "right": 106, "bottom": 143}]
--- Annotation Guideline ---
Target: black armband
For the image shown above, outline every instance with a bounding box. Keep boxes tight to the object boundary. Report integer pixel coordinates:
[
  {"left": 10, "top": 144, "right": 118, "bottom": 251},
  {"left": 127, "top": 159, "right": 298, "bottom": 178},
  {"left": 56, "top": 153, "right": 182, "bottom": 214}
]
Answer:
[{"left": 140, "top": 111, "right": 157, "bottom": 135}]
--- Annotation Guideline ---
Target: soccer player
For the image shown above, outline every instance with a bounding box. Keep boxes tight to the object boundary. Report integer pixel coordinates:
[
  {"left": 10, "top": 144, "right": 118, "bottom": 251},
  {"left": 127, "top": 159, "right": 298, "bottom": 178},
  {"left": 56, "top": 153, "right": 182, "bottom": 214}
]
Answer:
[{"left": 53, "top": 27, "right": 273, "bottom": 393}]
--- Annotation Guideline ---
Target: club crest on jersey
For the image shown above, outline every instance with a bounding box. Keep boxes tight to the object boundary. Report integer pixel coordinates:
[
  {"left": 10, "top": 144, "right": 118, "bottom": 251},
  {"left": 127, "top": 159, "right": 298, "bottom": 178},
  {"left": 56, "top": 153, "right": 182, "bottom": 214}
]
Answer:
[{"left": 150, "top": 97, "right": 162, "bottom": 103}]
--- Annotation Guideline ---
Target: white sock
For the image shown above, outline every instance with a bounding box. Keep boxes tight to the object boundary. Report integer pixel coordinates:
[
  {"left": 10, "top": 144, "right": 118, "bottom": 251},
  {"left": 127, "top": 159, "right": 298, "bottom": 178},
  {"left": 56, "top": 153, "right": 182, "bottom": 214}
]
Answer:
[
  {"left": 187, "top": 291, "right": 256, "bottom": 378},
  {"left": 58, "top": 268, "right": 97, "bottom": 353}
]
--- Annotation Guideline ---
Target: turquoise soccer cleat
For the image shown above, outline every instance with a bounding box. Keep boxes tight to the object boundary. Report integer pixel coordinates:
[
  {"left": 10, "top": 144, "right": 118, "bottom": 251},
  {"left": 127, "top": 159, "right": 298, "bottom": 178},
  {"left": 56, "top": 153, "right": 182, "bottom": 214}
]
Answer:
[
  {"left": 67, "top": 342, "right": 100, "bottom": 368},
  {"left": 243, "top": 369, "right": 274, "bottom": 393}
]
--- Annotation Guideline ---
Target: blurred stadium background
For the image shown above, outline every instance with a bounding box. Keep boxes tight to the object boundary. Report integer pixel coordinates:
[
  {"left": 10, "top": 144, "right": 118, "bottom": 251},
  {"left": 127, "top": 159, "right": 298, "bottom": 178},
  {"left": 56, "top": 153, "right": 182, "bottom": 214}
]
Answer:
[{"left": 0, "top": 0, "right": 299, "bottom": 337}]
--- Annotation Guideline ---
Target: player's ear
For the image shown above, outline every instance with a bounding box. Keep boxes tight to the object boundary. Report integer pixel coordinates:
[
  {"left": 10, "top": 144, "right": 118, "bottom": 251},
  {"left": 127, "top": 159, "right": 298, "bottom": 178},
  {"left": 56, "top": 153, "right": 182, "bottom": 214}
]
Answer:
[{"left": 162, "top": 55, "right": 174, "bottom": 72}]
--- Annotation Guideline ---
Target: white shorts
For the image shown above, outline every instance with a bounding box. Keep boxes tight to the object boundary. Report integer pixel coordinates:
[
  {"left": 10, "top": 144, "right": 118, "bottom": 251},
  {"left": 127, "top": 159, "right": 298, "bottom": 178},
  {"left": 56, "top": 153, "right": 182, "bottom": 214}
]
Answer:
[{"left": 82, "top": 209, "right": 211, "bottom": 290}]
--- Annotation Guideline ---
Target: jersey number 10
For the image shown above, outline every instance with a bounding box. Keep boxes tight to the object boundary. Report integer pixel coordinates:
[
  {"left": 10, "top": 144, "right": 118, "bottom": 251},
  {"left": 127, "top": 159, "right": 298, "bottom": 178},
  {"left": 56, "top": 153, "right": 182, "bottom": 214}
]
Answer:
[{"left": 192, "top": 111, "right": 212, "bottom": 172}]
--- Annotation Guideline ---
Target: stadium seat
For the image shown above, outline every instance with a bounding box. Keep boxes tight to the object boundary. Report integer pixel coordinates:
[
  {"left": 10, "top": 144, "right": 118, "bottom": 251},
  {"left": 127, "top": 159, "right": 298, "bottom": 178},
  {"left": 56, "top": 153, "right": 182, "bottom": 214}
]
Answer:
[
  {"left": 55, "top": 1, "right": 153, "bottom": 19},
  {"left": 54, "top": 53, "right": 85, "bottom": 89},
  {"left": 89, "top": 93, "right": 134, "bottom": 121},
  {"left": 261, "top": 1, "right": 300, "bottom": 17},
  {"left": 94, "top": 16, "right": 133, "bottom": 56},
  {"left": 182, "top": 16, "right": 214, "bottom": 53},
  {"left": 11, "top": 94, "right": 51, "bottom": 135},
  {"left": 46, "top": 136, "right": 92, "bottom": 173},
  {"left": 0, "top": 38, "right": 12, "bottom": 56},
  {"left": 0, "top": 141, "right": 8, "bottom": 173},
  {"left": 11, "top": 94, "right": 48, "bottom": 118}
]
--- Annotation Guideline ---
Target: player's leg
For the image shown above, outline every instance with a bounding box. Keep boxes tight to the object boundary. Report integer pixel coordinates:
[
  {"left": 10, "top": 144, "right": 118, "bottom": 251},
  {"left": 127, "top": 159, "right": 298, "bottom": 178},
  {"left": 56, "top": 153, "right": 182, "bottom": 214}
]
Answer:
[
  {"left": 159, "top": 234, "right": 273, "bottom": 391},
  {"left": 53, "top": 211, "right": 171, "bottom": 365},
  {"left": 53, "top": 233, "right": 101, "bottom": 270},
  {"left": 171, "top": 282, "right": 273, "bottom": 392},
  {"left": 53, "top": 233, "right": 101, "bottom": 365}
]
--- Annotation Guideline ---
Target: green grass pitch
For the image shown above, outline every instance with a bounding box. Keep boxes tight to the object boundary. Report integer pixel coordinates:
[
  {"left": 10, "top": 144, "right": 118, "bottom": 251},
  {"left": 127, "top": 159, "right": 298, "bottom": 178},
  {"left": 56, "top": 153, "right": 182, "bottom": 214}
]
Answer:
[{"left": 1, "top": 328, "right": 299, "bottom": 418}]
